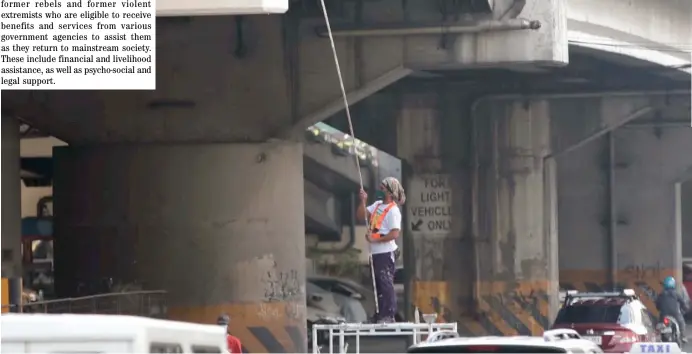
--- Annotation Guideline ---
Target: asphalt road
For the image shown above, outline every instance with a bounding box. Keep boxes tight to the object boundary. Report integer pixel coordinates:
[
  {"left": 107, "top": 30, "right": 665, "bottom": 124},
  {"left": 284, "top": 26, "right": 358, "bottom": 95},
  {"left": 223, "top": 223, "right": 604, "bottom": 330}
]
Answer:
[{"left": 684, "top": 322, "right": 692, "bottom": 351}]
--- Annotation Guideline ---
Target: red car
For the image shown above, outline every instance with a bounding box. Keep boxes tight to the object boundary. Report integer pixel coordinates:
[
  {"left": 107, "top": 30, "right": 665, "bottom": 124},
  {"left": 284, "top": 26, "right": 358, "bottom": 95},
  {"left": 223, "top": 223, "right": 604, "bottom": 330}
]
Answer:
[
  {"left": 551, "top": 289, "right": 658, "bottom": 353},
  {"left": 683, "top": 261, "right": 692, "bottom": 318}
]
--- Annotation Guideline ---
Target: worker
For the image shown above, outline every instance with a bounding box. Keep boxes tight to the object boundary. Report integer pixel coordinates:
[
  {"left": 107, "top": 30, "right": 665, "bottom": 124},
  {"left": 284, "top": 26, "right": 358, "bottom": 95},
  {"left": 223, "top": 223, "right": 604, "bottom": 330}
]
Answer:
[
  {"left": 656, "top": 276, "right": 689, "bottom": 343},
  {"left": 357, "top": 177, "right": 406, "bottom": 323},
  {"left": 217, "top": 314, "right": 243, "bottom": 353}
]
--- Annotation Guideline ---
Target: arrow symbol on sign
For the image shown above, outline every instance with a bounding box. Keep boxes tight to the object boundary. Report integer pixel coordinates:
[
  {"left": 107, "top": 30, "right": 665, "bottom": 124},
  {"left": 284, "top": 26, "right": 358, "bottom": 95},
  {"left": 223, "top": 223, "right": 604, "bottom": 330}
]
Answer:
[{"left": 411, "top": 219, "right": 423, "bottom": 231}]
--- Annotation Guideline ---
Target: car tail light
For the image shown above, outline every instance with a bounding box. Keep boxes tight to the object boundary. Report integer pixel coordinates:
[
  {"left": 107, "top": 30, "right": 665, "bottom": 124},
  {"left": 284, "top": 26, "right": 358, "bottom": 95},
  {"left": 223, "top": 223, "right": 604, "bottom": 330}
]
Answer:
[
  {"left": 663, "top": 317, "right": 670, "bottom": 325},
  {"left": 610, "top": 330, "right": 638, "bottom": 344},
  {"left": 465, "top": 346, "right": 500, "bottom": 352}
]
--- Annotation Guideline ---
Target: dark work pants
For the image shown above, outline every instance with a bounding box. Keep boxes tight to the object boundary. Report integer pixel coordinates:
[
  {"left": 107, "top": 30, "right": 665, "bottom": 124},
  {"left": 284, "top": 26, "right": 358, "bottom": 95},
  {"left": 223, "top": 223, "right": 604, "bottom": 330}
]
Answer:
[{"left": 372, "top": 252, "right": 397, "bottom": 321}]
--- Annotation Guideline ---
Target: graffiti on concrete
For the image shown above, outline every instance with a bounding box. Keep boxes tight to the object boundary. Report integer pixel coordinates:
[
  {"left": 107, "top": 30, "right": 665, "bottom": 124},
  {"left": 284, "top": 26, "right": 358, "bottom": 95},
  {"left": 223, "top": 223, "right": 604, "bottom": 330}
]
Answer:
[
  {"left": 624, "top": 262, "right": 662, "bottom": 281},
  {"left": 263, "top": 268, "right": 301, "bottom": 302},
  {"left": 633, "top": 281, "right": 658, "bottom": 302},
  {"left": 429, "top": 296, "right": 454, "bottom": 322},
  {"left": 481, "top": 287, "right": 550, "bottom": 335},
  {"left": 416, "top": 238, "right": 445, "bottom": 280},
  {"left": 258, "top": 302, "right": 280, "bottom": 321},
  {"left": 284, "top": 301, "right": 303, "bottom": 321},
  {"left": 502, "top": 288, "right": 549, "bottom": 328}
]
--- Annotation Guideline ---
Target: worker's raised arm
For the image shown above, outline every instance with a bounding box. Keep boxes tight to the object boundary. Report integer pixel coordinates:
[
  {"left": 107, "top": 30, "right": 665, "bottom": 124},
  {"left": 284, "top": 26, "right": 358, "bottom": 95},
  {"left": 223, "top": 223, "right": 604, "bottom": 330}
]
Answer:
[{"left": 356, "top": 189, "right": 369, "bottom": 223}]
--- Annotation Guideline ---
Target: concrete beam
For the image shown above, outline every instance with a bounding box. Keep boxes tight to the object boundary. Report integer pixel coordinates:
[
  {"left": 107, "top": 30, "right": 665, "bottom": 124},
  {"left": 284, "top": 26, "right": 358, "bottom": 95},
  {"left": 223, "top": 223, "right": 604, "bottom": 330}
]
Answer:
[
  {"left": 304, "top": 179, "right": 341, "bottom": 232},
  {"left": 567, "top": 0, "right": 691, "bottom": 73},
  {"left": 282, "top": 66, "right": 412, "bottom": 139},
  {"left": 303, "top": 139, "right": 373, "bottom": 189},
  {"left": 21, "top": 137, "right": 67, "bottom": 158},
  {"left": 472, "top": 90, "right": 690, "bottom": 160}
]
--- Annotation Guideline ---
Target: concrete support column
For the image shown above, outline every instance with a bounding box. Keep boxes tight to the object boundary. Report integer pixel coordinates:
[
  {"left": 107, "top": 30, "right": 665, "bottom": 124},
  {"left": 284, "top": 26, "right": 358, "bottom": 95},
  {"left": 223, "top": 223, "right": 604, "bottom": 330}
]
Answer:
[
  {"left": 1, "top": 115, "right": 21, "bottom": 278},
  {"left": 472, "top": 99, "right": 558, "bottom": 335},
  {"left": 397, "top": 93, "right": 475, "bottom": 333},
  {"left": 53, "top": 142, "right": 306, "bottom": 353}
]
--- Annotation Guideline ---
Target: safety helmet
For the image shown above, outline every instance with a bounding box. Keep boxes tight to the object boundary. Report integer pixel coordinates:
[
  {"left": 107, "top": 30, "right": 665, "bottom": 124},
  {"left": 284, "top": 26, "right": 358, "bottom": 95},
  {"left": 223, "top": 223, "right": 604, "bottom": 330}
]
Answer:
[
  {"left": 217, "top": 314, "right": 230, "bottom": 326},
  {"left": 663, "top": 276, "right": 676, "bottom": 290}
]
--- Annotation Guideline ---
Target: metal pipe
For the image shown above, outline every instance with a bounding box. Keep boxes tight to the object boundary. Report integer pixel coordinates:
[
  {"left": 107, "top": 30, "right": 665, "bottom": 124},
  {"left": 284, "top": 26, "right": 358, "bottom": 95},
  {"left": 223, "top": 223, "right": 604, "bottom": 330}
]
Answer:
[
  {"left": 315, "top": 18, "right": 541, "bottom": 38},
  {"left": 548, "top": 106, "right": 653, "bottom": 159},
  {"left": 607, "top": 132, "right": 618, "bottom": 290},
  {"left": 470, "top": 97, "right": 482, "bottom": 315},
  {"left": 471, "top": 90, "right": 690, "bottom": 108},
  {"left": 624, "top": 121, "right": 690, "bottom": 128}
]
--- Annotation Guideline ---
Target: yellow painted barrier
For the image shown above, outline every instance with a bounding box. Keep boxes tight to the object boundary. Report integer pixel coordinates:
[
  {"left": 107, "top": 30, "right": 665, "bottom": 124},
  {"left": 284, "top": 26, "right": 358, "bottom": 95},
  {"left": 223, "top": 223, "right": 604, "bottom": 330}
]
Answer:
[
  {"left": 1, "top": 278, "right": 9, "bottom": 313},
  {"left": 169, "top": 301, "right": 306, "bottom": 353}
]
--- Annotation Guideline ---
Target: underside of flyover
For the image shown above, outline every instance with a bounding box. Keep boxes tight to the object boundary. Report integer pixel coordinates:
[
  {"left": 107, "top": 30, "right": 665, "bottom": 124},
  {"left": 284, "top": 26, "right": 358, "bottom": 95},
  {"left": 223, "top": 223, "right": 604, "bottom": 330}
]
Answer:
[
  {"left": 323, "top": 48, "right": 690, "bottom": 335},
  {"left": 14, "top": 123, "right": 384, "bottom": 240},
  {"left": 1, "top": 21, "right": 690, "bottom": 352}
]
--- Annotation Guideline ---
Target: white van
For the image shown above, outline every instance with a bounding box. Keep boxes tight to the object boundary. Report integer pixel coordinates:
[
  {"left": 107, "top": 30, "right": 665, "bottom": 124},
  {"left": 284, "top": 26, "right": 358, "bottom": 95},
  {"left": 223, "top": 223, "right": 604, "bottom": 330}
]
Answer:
[{"left": 1, "top": 313, "right": 226, "bottom": 353}]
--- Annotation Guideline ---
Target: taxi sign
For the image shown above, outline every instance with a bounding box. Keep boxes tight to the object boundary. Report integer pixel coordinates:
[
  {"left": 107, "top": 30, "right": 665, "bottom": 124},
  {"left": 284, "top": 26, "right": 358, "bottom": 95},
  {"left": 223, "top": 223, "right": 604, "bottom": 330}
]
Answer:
[{"left": 629, "top": 342, "right": 682, "bottom": 353}]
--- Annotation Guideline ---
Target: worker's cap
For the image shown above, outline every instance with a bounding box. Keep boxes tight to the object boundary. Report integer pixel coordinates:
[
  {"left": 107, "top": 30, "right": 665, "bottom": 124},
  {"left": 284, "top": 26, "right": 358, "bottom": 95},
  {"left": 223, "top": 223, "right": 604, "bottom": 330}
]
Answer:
[{"left": 217, "top": 314, "right": 231, "bottom": 326}]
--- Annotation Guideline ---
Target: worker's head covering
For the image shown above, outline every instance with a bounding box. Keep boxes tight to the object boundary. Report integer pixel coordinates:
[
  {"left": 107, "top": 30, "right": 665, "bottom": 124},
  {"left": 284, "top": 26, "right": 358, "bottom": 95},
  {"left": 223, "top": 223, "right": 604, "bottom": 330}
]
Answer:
[
  {"left": 381, "top": 177, "right": 406, "bottom": 205},
  {"left": 217, "top": 313, "right": 231, "bottom": 326}
]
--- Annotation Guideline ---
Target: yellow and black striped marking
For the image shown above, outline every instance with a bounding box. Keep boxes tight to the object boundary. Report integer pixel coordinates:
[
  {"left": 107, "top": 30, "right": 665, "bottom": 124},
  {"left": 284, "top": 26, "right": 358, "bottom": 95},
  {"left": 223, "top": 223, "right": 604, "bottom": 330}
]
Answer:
[
  {"left": 168, "top": 301, "right": 305, "bottom": 353},
  {"left": 560, "top": 269, "right": 674, "bottom": 320},
  {"left": 1, "top": 278, "right": 8, "bottom": 313},
  {"left": 413, "top": 280, "right": 551, "bottom": 336},
  {"left": 1, "top": 277, "right": 23, "bottom": 314}
]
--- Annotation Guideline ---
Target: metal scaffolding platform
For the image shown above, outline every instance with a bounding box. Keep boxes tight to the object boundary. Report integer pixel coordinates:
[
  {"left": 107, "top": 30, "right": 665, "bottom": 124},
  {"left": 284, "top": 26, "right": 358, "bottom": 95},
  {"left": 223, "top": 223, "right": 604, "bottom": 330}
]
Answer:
[{"left": 312, "top": 313, "right": 457, "bottom": 354}]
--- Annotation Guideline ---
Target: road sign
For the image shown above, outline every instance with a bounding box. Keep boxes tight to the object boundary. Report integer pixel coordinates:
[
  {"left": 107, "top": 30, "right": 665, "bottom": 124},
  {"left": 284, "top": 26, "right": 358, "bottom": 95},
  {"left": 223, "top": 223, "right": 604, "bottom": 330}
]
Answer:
[{"left": 407, "top": 174, "right": 452, "bottom": 235}]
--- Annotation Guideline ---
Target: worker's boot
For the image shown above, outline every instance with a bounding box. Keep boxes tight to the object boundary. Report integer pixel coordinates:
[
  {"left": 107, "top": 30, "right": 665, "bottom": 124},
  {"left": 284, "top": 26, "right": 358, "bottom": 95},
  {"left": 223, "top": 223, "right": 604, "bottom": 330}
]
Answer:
[{"left": 376, "top": 316, "right": 395, "bottom": 324}]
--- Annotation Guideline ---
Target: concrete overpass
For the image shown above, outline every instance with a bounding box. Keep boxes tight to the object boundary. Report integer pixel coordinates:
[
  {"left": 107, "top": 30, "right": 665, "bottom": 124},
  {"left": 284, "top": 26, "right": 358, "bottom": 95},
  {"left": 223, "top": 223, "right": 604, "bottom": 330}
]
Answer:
[
  {"left": 1, "top": 0, "right": 690, "bottom": 351},
  {"left": 14, "top": 124, "right": 399, "bottom": 240}
]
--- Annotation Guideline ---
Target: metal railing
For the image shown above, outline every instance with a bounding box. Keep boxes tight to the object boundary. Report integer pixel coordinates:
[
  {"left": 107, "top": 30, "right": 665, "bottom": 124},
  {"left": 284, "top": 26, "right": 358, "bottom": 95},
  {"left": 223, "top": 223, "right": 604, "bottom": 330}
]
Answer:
[{"left": 2, "top": 290, "right": 167, "bottom": 318}]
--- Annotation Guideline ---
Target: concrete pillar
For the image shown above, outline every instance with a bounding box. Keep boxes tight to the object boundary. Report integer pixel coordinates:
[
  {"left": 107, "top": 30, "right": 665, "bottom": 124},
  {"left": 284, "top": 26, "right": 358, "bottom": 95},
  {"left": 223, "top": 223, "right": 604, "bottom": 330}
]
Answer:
[
  {"left": 398, "top": 94, "right": 558, "bottom": 336},
  {"left": 397, "top": 93, "right": 475, "bottom": 332},
  {"left": 1, "top": 116, "right": 22, "bottom": 278},
  {"left": 53, "top": 142, "right": 306, "bottom": 353},
  {"left": 472, "top": 99, "right": 558, "bottom": 336}
]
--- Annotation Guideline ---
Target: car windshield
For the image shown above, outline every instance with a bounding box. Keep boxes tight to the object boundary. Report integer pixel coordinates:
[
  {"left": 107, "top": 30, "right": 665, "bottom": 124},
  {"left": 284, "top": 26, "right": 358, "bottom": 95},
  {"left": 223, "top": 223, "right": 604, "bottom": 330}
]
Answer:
[
  {"left": 554, "top": 304, "right": 623, "bottom": 324},
  {"left": 408, "top": 345, "right": 568, "bottom": 353}
]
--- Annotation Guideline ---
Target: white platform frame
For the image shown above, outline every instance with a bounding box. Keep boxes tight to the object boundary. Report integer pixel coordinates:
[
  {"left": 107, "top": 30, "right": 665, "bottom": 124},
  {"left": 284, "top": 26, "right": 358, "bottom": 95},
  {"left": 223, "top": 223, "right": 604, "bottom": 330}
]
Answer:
[{"left": 311, "top": 322, "right": 458, "bottom": 354}]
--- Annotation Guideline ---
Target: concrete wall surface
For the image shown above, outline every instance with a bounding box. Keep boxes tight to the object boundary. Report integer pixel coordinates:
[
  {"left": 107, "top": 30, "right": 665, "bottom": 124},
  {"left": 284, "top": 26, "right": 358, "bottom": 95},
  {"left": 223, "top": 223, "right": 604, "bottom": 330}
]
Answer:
[
  {"left": 396, "top": 93, "right": 559, "bottom": 336},
  {"left": 53, "top": 142, "right": 307, "bottom": 353},
  {"left": 559, "top": 114, "right": 692, "bottom": 318},
  {"left": 1, "top": 116, "right": 22, "bottom": 278},
  {"left": 566, "top": 0, "right": 692, "bottom": 68}
]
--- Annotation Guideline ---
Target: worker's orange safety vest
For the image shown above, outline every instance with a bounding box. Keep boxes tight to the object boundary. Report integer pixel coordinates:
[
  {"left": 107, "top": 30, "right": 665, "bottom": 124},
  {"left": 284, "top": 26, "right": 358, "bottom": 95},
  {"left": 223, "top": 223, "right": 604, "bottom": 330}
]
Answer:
[{"left": 369, "top": 202, "right": 396, "bottom": 239}]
